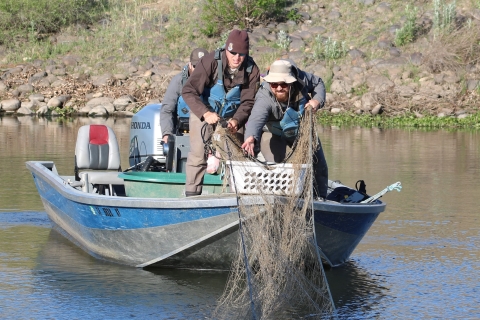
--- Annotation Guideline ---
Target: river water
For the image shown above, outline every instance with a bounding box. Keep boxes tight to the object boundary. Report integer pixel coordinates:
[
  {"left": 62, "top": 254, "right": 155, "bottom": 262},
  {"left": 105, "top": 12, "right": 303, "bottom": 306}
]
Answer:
[{"left": 0, "top": 115, "right": 478, "bottom": 319}]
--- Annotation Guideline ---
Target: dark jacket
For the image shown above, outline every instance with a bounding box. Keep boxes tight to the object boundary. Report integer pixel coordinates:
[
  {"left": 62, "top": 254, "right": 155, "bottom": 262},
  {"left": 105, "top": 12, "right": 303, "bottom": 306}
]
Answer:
[{"left": 181, "top": 50, "right": 260, "bottom": 127}]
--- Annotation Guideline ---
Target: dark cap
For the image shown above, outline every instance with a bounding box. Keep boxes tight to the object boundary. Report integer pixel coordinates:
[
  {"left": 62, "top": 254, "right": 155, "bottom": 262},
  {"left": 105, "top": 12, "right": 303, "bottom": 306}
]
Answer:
[
  {"left": 190, "top": 48, "right": 208, "bottom": 66},
  {"left": 225, "top": 30, "right": 249, "bottom": 55}
]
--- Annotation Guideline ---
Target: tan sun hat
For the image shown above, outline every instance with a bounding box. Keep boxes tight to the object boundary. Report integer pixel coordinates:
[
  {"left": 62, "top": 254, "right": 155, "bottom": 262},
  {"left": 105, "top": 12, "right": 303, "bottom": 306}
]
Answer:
[{"left": 263, "top": 60, "right": 297, "bottom": 84}]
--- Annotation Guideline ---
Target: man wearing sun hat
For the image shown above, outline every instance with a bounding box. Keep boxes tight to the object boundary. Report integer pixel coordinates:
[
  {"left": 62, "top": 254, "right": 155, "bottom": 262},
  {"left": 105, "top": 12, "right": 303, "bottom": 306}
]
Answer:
[
  {"left": 181, "top": 29, "right": 260, "bottom": 197},
  {"left": 160, "top": 47, "right": 209, "bottom": 144},
  {"left": 241, "top": 59, "right": 329, "bottom": 198}
]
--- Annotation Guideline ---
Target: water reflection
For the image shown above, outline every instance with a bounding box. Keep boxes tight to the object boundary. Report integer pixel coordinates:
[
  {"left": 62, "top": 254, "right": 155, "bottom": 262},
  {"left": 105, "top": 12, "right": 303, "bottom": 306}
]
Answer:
[
  {"left": 0, "top": 115, "right": 133, "bottom": 211},
  {"left": 31, "top": 230, "right": 227, "bottom": 319},
  {"left": 327, "top": 260, "right": 388, "bottom": 319},
  {"left": 1, "top": 115, "right": 479, "bottom": 318}
]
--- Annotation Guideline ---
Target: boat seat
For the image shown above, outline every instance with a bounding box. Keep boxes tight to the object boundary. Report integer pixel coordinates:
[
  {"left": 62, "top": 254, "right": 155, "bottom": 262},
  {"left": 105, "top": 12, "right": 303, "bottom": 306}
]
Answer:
[{"left": 75, "top": 124, "right": 123, "bottom": 195}]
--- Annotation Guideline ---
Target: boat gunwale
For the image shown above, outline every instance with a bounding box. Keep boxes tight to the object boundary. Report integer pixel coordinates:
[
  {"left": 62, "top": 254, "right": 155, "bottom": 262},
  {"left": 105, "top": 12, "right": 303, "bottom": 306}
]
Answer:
[
  {"left": 26, "top": 160, "right": 386, "bottom": 215},
  {"left": 26, "top": 161, "right": 241, "bottom": 209}
]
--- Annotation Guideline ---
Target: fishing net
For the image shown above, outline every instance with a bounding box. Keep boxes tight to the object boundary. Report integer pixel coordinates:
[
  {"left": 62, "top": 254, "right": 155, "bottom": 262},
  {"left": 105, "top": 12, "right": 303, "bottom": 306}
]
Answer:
[{"left": 210, "top": 110, "right": 336, "bottom": 319}]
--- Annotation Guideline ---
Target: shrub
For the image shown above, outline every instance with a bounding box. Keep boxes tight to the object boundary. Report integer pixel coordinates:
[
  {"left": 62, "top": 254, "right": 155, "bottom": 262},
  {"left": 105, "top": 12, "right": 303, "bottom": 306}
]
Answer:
[
  {"left": 286, "top": 9, "right": 301, "bottom": 23},
  {"left": 0, "top": 0, "right": 108, "bottom": 46},
  {"left": 276, "top": 30, "right": 290, "bottom": 50},
  {"left": 312, "top": 36, "right": 347, "bottom": 61},
  {"left": 433, "top": 0, "right": 456, "bottom": 36},
  {"left": 200, "top": 0, "right": 287, "bottom": 36},
  {"left": 215, "top": 31, "right": 231, "bottom": 48},
  {"left": 394, "top": 5, "right": 418, "bottom": 47}
]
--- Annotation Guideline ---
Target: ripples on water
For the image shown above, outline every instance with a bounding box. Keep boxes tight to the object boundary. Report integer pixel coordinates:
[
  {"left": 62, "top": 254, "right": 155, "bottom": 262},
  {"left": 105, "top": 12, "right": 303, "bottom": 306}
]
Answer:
[
  {"left": 0, "top": 213, "right": 227, "bottom": 319},
  {"left": 0, "top": 117, "right": 479, "bottom": 319}
]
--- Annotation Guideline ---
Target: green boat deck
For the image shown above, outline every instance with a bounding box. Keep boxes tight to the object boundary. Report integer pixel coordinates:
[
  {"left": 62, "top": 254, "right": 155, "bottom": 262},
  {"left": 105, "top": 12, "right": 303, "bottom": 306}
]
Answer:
[{"left": 119, "top": 171, "right": 226, "bottom": 198}]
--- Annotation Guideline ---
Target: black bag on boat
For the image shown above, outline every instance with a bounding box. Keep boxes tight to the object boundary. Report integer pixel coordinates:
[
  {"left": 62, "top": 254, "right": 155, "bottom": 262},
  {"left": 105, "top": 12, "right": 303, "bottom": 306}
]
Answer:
[{"left": 326, "top": 180, "right": 369, "bottom": 203}]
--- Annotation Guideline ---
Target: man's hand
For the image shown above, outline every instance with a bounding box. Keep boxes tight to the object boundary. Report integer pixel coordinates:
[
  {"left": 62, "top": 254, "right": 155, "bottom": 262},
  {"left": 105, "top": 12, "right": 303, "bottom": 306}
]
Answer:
[
  {"left": 203, "top": 111, "right": 220, "bottom": 124},
  {"left": 306, "top": 99, "right": 320, "bottom": 113},
  {"left": 227, "top": 119, "right": 239, "bottom": 134},
  {"left": 241, "top": 136, "right": 256, "bottom": 156},
  {"left": 162, "top": 135, "right": 169, "bottom": 144}
]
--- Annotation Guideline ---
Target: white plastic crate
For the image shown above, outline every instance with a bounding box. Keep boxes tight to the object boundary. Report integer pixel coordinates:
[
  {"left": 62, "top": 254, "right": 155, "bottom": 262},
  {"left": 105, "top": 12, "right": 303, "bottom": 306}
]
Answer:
[{"left": 227, "top": 161, "right": 308, "bottom": 195}]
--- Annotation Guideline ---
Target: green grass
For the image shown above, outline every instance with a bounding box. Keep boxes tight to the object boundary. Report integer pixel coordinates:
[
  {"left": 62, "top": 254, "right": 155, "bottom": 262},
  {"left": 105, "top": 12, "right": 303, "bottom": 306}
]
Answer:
[
  {"left": 317, "top": 111, "right": 480, "bottom": 129},
  {"left": 0, "top": 0, "right": 478, "bottom": 75},
  {"left": 2, "top": 0, "right": 212, "bottom": 73},
  {"left": 394, "top": 5, "right": 418, "bottom": 47},
  {"left": 0, "top": 0, "right": 108, "bottom": 46},
  {"left": 0, "top": 0, "right": 480, "bottom": 128}
]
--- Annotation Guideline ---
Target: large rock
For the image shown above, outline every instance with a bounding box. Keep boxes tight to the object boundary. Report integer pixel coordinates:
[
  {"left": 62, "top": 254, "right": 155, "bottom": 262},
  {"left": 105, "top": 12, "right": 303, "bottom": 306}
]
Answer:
[
  {"left": 113, "top": 95, "right": 136, "bottom": 111},
  {"left": 36, "top": 105, "right": 50, "bottom": 115},
  {"left": 47, "top": 97, "right": 62, "bottom": 108},
  {"left": 78, "top": 105, "right": 92, "bottom": 115},
  {"left": 89, "top": 105, "right": 108, "bottom": 117},
  {"left": 17, "top": 106, "right": 33, "bottom": 115},
  {"left": 361, "top": 92, "right": 376, "bottom": 111},
  {"left": 29, "top": 93, "right": 45, "bottom": 102},
  {"left": 86, "top": 97, "right": 114, "bottom": 108},
  {"left": 395, "top": 85, "right": 416, "bottom": 98},
  {"left": 92, "top": 74, "right": 112, "bottom": 86},
  {"left": 1, "top": 99, "right": 21, "bottom": 112},
  {"left": 62, "top": 55, "right": 79, "bottom": 66},
  {"left": 28, "top": 71, "right": 47, "bottom": 84},
  {"left": 366, "top": 74, "right": 394, "bottom": 92},
  {"left": 21, "top": 100, "right": 36, "bottom": 110},
  {"left": 17, "top": 84, "right": 34, "bottom": 94},
  {"left": 330, "top": 78, "right": 353, "bottom": 94}
]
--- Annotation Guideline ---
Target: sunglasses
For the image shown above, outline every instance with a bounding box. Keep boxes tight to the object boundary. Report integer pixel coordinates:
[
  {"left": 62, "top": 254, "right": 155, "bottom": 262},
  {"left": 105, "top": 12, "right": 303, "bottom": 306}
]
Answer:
[
  {"left": 269, "top": 82, "right": 289, "bottom": 89},
  {"left": 228, "top": 51, "right": 246, "bottom": 57}
]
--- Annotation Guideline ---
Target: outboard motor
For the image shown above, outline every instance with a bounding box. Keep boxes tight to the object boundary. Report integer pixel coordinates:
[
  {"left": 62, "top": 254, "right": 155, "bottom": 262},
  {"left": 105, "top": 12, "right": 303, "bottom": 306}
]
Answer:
[
  {"left": 129, "top": 103, "right": 190, "bottom": 173},
  {"left": 129, "top": 103, "right": 166, "bottom": 169}
]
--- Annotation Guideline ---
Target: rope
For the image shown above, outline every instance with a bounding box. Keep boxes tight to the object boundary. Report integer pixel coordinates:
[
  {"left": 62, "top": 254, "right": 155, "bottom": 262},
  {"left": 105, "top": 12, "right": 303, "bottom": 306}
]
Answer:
[
  {"left": 307, "top": 109, "right": 337, "bottom": 316},
  {"left": 224, "top": 135, "right": 257, "bottom": 320}
]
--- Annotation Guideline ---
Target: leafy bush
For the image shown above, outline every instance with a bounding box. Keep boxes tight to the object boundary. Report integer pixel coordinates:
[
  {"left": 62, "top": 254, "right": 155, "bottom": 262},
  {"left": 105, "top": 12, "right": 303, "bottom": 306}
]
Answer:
[
  {"left": 215, "top": 31, "right": 231, "bottom": 48},
  {"left": 0, "top": 0, "right": 108, "bottom": 46},
  {"left": 276, "top": 30, "right": 290, "bottom": 50},
  {"left": 200, "top": 0, "right": 287, "bottom": 36},
  {"left": 394, "top": 5, "right": 418, "bottom": 47},
  {"left": 286, "top": 9, "right": 301, "bottom": 22},
  {"left": 312, "top": 36, "right": 347, "bottom": 61},
  {"left": 433, "top": 0, "right": 456, "bottom": 36}
]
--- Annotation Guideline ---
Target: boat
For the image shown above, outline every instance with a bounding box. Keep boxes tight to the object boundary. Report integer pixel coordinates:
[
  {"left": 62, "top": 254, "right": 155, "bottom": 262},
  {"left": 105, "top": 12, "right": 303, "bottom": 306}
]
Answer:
[{"left": 26, "top": 104, "right": 387, "bottom": 269}]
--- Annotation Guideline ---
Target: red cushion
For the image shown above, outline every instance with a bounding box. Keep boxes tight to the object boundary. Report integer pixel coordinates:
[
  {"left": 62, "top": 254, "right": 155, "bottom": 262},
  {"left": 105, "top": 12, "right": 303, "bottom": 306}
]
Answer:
[{"left": 89, "top": 125, "right": 108, "bottom": 145}]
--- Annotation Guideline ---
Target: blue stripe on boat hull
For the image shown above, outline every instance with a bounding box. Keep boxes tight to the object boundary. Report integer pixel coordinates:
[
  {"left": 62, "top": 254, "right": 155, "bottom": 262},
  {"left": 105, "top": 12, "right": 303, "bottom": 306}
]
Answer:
[
  {"left": 41, "top": 198, "right": 239, "bottom": 267},
  {"left": 35, "top": 174, "right": 235, "bottom": 230},
  {"left": 27, "top": 161, "right": 386, "bottom": 268}
]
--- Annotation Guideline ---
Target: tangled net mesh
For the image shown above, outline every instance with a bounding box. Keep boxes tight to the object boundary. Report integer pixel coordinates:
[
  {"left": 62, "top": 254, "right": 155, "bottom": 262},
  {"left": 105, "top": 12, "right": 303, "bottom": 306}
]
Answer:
[{"left": 211, "top": 110, "right": 336, "bottom": 319}]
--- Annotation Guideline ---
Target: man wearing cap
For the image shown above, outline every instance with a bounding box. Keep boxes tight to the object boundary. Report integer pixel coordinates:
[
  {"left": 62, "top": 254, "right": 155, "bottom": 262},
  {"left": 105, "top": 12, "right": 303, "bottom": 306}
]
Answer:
[
  {"left": 160, "top": 47, "right": 209, "bottom": 144},
  {"left": 241, "top": 59, "right": 329, "bottom": 198},
  {"left": 182, "top": 29, "right": 260, "bottom": 197}
]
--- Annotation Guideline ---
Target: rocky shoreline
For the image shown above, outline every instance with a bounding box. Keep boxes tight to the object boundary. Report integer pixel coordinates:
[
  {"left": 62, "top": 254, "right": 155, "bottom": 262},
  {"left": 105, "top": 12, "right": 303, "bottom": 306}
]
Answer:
[{"left": 1, "top": 1, "right": 479, "bottom": 119}]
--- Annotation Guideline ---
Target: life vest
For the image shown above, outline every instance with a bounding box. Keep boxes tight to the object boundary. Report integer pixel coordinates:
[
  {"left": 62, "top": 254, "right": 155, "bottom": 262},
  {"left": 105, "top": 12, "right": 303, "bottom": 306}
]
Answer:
[
  {"left": 264, "top": 84, "right": 306, "bottom": 141},
  {"left": 201, "top": 49, "right": 254, "bottom": 118}
]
